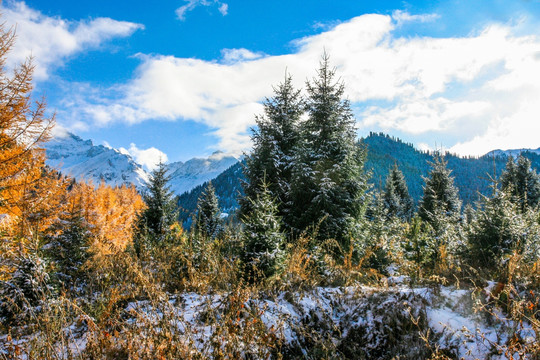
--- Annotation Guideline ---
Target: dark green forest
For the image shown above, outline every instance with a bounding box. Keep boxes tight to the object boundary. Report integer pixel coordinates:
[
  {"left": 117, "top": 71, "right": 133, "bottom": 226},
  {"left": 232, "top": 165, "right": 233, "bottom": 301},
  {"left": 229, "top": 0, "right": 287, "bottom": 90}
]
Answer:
[{"left": 177, "top": 132, "right": 540, "bottom": 228}]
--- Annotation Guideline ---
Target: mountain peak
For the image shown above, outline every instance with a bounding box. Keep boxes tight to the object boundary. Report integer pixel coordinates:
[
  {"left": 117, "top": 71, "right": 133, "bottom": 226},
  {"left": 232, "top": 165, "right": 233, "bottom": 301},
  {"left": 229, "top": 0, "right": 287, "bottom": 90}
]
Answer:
[
  {"left": 44, "top": 133, "right": 148, "bottom": 188},
  {"left": 44, "top": 133, "right": 240, "bottom": 195},
  {"left": 485, "top": 147, "right": 540, "bottom": 158}
]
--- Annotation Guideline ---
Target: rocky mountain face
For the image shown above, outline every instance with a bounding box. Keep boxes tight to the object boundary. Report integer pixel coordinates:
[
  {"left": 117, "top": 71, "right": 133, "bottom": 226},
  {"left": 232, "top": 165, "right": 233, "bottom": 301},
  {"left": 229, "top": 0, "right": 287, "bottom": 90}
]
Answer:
[
  {"left": 167, "top": 151, "right": 239, "bottom": 195},
  {"left": 44, "top": 133, "right": 149, "bottom": 188},
  {"left": 44, "top": 133, "right": 240, "bottom": 196}
]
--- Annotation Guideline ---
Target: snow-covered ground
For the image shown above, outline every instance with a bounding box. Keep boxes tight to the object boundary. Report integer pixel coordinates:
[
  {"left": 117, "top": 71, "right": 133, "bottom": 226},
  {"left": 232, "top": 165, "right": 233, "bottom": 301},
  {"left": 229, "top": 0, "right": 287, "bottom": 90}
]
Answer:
[{"left": 3, "top": 285, "right": 534, "bottom": 359}]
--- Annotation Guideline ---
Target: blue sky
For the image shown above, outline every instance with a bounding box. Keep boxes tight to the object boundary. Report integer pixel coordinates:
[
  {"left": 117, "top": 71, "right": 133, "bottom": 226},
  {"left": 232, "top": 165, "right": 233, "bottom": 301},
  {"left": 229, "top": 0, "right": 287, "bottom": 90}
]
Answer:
[{"left": 3, "top": 0, "right": 540, "bottom": 168}]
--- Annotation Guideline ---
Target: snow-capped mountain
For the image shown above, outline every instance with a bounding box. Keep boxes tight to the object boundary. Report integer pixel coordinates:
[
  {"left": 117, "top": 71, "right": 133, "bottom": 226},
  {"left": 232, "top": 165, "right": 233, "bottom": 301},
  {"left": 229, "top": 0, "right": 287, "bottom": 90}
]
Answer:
[
  {"left": 44, "top": 133, "right": 240, "bottom": 195},
  {"left": 44, "top": 133, "right": 149, "bottom": 188},
  {"left": 485, "top": 147, "right": 540, "bottom": 158},
  {"left": 167, "top": 151, "right": 240, "bottom": 195}
]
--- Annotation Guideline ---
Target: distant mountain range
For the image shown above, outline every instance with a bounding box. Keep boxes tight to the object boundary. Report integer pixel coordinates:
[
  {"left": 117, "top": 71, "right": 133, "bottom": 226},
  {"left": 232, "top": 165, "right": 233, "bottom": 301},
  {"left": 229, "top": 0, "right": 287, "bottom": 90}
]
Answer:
[
  {"left": 176, "top": 133, "right": 540, "bottom": 227},
  {"left": 44, "top": 132, "right": 540, "bottom": 227},
  {"left": 167, "top": 151, "right": 239, "bottom": 195},
  {"left": 45, "top": 133, "right": 149, "bottom": 188},
  {"left": 44, "top": 132, "right": 239, "bottom": 196},
  {"left": 485, "top": 148, "right": 540, "bottom": 158}
]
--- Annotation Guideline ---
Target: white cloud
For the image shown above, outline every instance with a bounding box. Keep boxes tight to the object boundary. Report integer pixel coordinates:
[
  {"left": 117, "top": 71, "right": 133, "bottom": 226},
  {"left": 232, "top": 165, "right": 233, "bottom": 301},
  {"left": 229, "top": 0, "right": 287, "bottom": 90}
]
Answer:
[
  {"left": 218, "top": 3, "right": 228, "bottom": 16},
  {"left": 362, "top": 98, "right": 491, "bottom": 134},
  {"left": 62, "top": 13, "right": 540, "bottom": 156},
  {"left": 221, "top": 48, "right": 265, "bottom": 64},
  {"left": 392, "top": 10, "right": 440, "bottom": 26},
  {"left": 119, "top": 143, "right": 168, "bottom": 171},
  {"left": 2, "top": 1, "right": 143, "bottom": 80},
  {"left": 176, "top": 0, "right": 229, "bottom": 21}
]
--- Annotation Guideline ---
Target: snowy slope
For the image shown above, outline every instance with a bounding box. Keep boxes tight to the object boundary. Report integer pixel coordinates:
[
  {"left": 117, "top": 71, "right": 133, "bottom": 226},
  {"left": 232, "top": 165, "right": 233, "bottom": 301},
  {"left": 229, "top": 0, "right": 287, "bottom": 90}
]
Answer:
[
  {"left": 168, "top": 151, "right": 239, "bottom": 195},
  {"left": 486, "top": 147, "right": 540, "bottom": 158},
  {"left": 44, "top": 133, "right": 149, "bottom": 188},
  {"left": 44, "top": 133, "right": 239, "bottom": 195}
]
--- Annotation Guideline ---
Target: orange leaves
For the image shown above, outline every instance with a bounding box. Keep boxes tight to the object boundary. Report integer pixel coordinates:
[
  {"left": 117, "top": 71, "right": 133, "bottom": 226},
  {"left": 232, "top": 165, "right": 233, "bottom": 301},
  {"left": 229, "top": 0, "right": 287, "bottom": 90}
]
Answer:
[
  {"left": 0, "top": 25, "right": 54, "bottom": 186},
  {"left": 91, "top": 183, "right": 144, "bottom": 253},
  {"left": 0, "top": 20, "right": 56, "bottom": 246},
  {"left": 63, "top": 181, "right": 145, "bottom": 255}
]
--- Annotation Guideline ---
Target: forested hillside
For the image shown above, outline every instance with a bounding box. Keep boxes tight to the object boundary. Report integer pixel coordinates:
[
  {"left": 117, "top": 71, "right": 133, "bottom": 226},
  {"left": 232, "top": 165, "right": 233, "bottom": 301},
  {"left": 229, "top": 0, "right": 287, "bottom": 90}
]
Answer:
[
  {"left": 177, "top": 161, "right": 245, "bottom": 227},
  {"left": 177, "top": 132, "right": 540, "bottom": 227}
]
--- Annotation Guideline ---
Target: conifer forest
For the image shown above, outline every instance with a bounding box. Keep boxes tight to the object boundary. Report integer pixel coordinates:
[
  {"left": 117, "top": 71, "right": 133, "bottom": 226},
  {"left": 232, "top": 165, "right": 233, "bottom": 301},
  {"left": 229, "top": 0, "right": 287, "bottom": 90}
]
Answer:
[{"left": 1, "top": 16, "right": 540, "bottom": 360}]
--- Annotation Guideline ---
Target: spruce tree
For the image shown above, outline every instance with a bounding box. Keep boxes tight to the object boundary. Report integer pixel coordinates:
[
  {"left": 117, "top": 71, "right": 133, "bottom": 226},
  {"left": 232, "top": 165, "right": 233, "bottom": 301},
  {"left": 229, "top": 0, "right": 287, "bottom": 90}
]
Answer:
[
  {"left": 402, "top": 216, "right": 434, "bottom": 278},
  {"left": 383, "top": 163, "right": 414, "bottom": 221},
  {"left": 500, "top": 154, "right": 540, "bottom": 211},
  {"left": 418, "top": 154, "right": 461, "bottom": 228},
  {"left": 44, "top": 196, "right": 91, "bottom": 289},
  {"left": 241, "top": 74, "right": 303, "bottom": 233},
  {"left": 194, "top": 182, "right": 222, "bottom": 241},
  {"left": 291, "top": 54, "right": 368, "bottom": 247},
  {"left": 135, "top": 161, "right": 177, "bottom": 251},
  {"left": 468, "top": 183, "right": 530, "bottom": 272},
  {"left": 363, "top": 191, "right": 397, "bottom": 274},
  {"left": 241, "top": 182, "right": 285, "bottom": 281},
  {"left": 0, "top": 249, "right": 50, "bottom": 325}
]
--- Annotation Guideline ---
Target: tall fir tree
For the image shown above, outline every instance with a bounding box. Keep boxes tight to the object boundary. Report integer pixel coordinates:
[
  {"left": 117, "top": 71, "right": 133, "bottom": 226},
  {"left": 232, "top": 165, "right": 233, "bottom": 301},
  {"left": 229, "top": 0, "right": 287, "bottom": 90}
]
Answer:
[
  {"left": 241, "top": 74, "right": 303, "bottom": 233},
  {"left": 135, "top": 161, "right": 177, "bottom": 252},
  {"left": 500, "top": 154, "right": 540, "bottom": 211},
  {"left": 468, "top": 182, "right": 532, "bottom": 273},
  {"left": 418, "top": 154, "right": 461, "bottom": 228},
  {"left": 44, "top": 186, "right": 91, "bottom": 290},
  {"left": 383, "top": 163, "right": 414, "bottom": 221},
  {"left": 194, "top": 182, "right": 222, "bottom": 241},
  {"left": 0, "top": 246, "right": 50, "bottom": 325},
  {"left": 241, "top": 182, "right": 285, "bottom": 281},
  {"left": 291, "top": 54, "right": 368, "bottom": 247}
]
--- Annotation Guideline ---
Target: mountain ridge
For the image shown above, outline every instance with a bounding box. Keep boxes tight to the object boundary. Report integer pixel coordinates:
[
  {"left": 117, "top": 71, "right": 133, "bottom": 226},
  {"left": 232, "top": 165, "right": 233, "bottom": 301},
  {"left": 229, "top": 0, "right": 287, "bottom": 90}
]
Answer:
[
  {"left": 45, "top": 132, "right": 540, "bottom": 223},
  {"left": 175, "top": 133, "right": 540, "bottom": 228},
  {"left": 44, "top": 132, "right": 240, "bottom": 196}
]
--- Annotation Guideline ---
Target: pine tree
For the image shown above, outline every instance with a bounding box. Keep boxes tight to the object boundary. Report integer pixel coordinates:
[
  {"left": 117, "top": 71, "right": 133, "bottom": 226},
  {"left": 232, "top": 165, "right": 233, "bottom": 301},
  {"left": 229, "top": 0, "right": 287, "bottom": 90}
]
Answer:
[
  {"left": 0, "top": 248, "right": 50, "bottom": 325},
  {"left": 194, "top": 182, "right": 222, "bottom": 241},
  {"left": 468, "top": 183, "right": 530, "bottom": 272},
  {"left": 402, "top": 216, "right": 433, "bottom": 278},
  {"left": 241, "top": 74, "right": 303, "bottom": 233},
  {"left": 363, "top": 191, "right": 397, "bottom": 274},
  {"left": 418, "top": 154, "right": 461, "bottom": 228},
  {"left": 44, "top": 185, "right": 91, "bottom": 289},
  {"left": 135, "top": 161, "right": 177, "bottom": 251},
  {"left": 241, "top": 182, "right": 285, "bottom": 281},
  {"left": 383, "top": 163, "right": 414, "bottom": 221},
  {"left": 500, "top": 154, "right": 540, "bottom": 211},
  {"left": 291, "top": 54, "right": 368, "bottom": 247}
]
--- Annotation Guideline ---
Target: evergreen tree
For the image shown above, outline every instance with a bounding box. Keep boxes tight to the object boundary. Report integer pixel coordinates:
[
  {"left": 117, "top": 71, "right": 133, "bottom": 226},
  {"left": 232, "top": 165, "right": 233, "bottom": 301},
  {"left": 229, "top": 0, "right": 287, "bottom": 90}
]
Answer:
[
  {"left": 402, "top": 216, "right": 434, "bottom": 278},
  {"left": 44, "top": 192, "right": 91, "bottom": 289},
  {"left": 0, "top": 249, "right": 50, "bottom": 325},
  {"left": 418, "top": 154, "right": 461, "bottom": 228},
  {"left": 241, "top": 74, "right": 303, "bottom": 233},
  {"left": 194, "top": 182, "right": 222, "bottom": 241},
  {"left": 241, "top": 182, "right": 285, "bottom": 281},
  {"left": 363, "top": 191, "right": 398, "bottom": 274},
  {"left": 500, "top": 154, "right": 540, "bottom": 211},
  {"left": 291, "top": 54, "right": 368, "bottom": 247},
  {"left": 383, "top": 163, "right": 414, "bottom": 221},
  {"left": 135, "top": 161, "right": 177, "bottom": 252},
  {"left": 468, "top": 183, "right": 531, "bottom": 272}
]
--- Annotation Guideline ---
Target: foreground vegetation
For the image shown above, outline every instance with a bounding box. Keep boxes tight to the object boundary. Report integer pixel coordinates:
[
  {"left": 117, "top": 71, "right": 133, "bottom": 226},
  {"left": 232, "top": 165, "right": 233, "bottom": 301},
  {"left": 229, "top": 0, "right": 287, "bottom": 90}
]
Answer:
[{"left": 0, "top": 19, "right": 539, "bottom": 359}]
